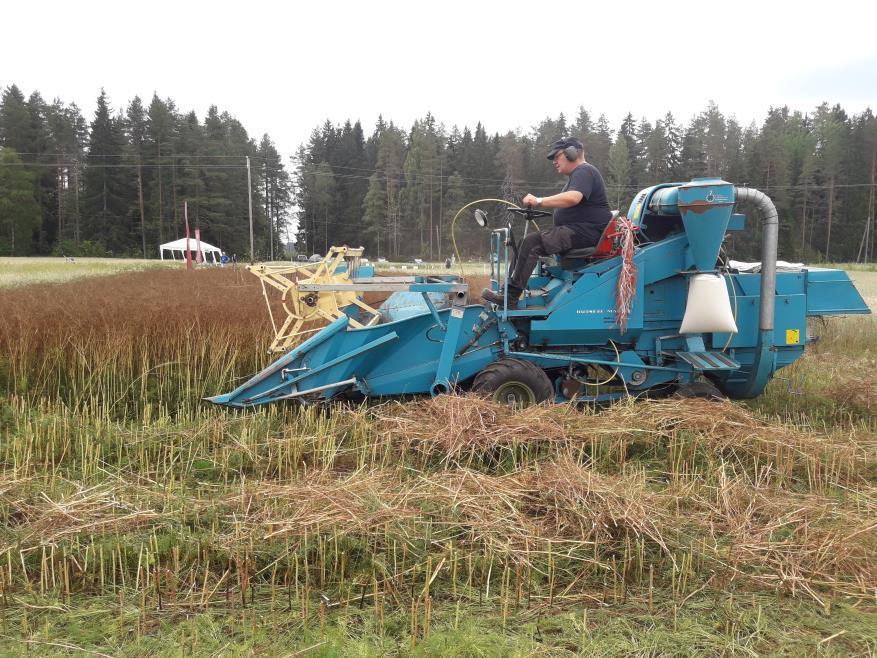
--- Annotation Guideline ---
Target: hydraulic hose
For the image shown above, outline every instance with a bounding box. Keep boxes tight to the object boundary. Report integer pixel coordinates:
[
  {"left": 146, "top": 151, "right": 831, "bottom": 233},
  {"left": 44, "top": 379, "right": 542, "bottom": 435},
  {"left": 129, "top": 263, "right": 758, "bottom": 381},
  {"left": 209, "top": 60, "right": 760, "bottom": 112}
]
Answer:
[{"left": 449, "top": 198, "right": 521, "bottom": 279}]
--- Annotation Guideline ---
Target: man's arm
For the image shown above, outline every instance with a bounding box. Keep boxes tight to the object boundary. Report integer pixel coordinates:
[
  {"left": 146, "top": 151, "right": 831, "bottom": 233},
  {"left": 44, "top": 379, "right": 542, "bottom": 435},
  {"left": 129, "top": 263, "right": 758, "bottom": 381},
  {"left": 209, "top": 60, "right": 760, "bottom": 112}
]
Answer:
[
  {"left": 522, "top": 190, "right": 582, "bottom": 209},
  {"left": 523, "top": 167, "right": 594, "bottom": 208}
]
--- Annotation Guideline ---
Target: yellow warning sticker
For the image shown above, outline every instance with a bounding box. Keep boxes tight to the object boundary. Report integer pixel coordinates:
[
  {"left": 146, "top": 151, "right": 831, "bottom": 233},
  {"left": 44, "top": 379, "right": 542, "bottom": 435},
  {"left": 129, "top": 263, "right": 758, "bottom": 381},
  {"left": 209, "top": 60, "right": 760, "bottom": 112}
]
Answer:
[
  {"left": 633, "top": 203, "right": 642, "bottom": 220},
  {"left": 786, "top": 329, "right": 800, "bottom": 345}
]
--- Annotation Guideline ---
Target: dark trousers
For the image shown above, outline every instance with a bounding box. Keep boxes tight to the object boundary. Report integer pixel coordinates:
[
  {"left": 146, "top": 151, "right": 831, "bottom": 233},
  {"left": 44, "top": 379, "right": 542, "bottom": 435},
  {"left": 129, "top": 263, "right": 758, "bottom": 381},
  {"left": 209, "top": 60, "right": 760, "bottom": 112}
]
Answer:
[{"left": 508, "top": 225, "right": 596, "bottom": 294}]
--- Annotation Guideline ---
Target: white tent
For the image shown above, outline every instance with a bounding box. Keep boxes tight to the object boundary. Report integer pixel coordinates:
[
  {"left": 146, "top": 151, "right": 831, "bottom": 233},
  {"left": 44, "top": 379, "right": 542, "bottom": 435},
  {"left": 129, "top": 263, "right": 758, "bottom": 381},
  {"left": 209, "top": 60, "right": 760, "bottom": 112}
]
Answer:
[{"left": 159, "top": 238, "right": 223, "bottom": 263}]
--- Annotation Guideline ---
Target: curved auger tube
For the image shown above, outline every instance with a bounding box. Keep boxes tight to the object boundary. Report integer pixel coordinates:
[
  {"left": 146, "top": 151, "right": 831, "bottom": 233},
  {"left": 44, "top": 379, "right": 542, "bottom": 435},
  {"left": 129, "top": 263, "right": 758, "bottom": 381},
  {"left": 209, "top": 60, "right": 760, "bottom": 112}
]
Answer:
[{"left": 724, "top": 187, "right": 779, "bottom": 398}]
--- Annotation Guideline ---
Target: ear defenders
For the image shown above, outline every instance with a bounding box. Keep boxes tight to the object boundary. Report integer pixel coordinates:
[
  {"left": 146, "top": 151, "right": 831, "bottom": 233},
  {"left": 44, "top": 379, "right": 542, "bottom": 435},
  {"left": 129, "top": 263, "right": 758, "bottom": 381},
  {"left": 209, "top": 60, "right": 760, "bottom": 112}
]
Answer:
[{"left": 563, "top": 145, "right": 579, "bottom": 162}]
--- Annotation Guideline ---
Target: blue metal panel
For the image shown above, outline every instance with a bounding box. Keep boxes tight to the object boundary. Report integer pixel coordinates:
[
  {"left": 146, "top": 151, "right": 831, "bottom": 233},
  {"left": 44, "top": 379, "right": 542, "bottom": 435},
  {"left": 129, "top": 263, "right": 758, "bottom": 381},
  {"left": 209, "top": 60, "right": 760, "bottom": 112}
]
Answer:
[
  {"left": 379, "top": 291, "right": 449, "bottom": 322},
  {"left": 334, "top": 263, "right": 374, "bottom": 277},
  {"left": 642, "top": 277, "right": 688, "bottom": 326},
  {"left": 727, "top": 213, "right": 745, "bottom": 232},
  {"left": 210, "top": 304, "right": 503, "bottom": 406},
  {"left": 645, "top": 186, "right": 680, "bottom": 215},
  {"left": 776, "top": 272, "right": 806, "bottom": 295},
  {"left": 638, "top": 235, "right": 689, "bottom": 285},
  {"left": 528, "top": 255, "right": 645, "bottom": 346},
  {"left": 363, "top": 305, "right": 500, "bottom": 394},
  {"left": 712, "top": 296, "right": 758, "bottom": 348},
  {"left": 805, "top": 268, "right": 871, "bottom": 315},
  {"left": 773, "top": 294, "right": 807, "bottom": 347},
  {"left": 432, "top": 306, "right": 466, "bottom": 393},
  {"left": 627, "top": 187, "right": 655, "bottom": 222},
  {"left": 676, "top": 180, "right": 734, "bottom": 272}
]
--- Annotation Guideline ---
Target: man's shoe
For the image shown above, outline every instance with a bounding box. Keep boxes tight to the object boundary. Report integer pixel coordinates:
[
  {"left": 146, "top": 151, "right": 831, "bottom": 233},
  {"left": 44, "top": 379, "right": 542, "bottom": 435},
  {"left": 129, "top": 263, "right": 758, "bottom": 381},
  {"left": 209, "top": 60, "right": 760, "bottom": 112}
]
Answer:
[{"left": 481, "top": 287, "right": 520, "bottom": 307}]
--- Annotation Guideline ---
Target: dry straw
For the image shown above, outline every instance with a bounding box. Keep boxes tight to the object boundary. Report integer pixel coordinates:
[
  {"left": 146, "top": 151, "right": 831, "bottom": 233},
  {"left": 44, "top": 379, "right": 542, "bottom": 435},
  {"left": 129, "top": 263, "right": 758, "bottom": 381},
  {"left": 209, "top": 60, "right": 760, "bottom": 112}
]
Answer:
[{"left": 0, "top": 268, "right": 874, "bottom": 615}]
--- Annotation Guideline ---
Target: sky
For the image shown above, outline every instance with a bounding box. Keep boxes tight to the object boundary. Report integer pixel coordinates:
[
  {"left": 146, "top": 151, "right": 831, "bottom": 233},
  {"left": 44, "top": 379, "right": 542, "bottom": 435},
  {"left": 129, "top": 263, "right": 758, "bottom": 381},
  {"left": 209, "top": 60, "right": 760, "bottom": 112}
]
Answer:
[{"left": 2, "top": 0, "right": 876, "bottom": 163}]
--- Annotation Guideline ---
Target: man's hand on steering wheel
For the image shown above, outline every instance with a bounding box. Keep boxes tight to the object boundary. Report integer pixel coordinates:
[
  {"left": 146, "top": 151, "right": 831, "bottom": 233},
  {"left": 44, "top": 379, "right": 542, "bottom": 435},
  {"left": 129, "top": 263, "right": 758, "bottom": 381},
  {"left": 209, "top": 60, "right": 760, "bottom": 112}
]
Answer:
[
  {"left": 510, "top": 195, "right": 552, "bottom": 220},
  {"left": 518, "top": 194, "right": 552, "bottom": 219}
]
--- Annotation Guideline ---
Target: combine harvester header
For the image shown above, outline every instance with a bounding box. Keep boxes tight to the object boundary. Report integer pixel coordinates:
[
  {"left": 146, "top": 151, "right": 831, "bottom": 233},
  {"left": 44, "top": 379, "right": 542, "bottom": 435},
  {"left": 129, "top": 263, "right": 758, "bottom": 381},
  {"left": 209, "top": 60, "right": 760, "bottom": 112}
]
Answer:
[{"left": 209, "top": 179, "right": 870, "bottom": 408}]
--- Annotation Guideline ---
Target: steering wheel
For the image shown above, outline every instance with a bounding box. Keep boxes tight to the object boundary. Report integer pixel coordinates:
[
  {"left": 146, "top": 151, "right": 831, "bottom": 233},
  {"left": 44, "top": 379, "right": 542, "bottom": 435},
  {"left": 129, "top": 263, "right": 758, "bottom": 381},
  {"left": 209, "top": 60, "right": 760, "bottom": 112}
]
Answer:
[{"left": 507, "top": 207, "right": 552, "bottom": 220}]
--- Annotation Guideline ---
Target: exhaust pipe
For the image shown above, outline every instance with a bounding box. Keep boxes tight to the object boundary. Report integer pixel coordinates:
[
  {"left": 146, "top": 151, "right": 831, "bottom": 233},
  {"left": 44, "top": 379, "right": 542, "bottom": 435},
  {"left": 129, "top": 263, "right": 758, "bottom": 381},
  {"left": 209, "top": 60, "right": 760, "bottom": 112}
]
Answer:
[
  {"left": 734, "top": 187, "right": 778, "bottom": 334},
  {"left": 723, "top": 187, "right": 779, "bottom": 398}
]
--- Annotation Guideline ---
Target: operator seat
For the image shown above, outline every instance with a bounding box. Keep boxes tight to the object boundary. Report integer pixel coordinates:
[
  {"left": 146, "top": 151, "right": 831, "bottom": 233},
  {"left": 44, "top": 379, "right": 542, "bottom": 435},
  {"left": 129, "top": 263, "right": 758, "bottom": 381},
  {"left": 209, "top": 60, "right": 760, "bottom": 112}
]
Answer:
[{"left": 559, "top": 211, "right": 620, "bottom": 269}]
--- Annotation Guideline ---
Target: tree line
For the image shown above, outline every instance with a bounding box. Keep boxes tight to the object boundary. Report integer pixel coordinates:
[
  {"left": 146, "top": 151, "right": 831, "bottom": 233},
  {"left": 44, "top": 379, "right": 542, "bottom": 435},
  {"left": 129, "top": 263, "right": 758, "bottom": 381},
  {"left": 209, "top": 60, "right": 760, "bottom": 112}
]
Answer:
[
  {"left": 0, "top": 85, "right": 290, "bottom": 259},
  {"left": 2, "top": 85, "right": 875, "bottom": 264},
  {"left": 296, "top": 104, "right": 877, "bottom": 262}
]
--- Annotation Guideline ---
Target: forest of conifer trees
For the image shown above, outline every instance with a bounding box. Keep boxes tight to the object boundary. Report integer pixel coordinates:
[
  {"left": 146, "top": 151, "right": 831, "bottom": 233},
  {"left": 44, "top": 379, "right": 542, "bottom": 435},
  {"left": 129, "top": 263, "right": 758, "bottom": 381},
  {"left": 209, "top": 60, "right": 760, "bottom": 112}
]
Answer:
[
  {"left": 297, "top": 104, "right": 877, "bottom": 263},
  {"left": 0, "top": 85, "right": 290, "bottom": 259},
  {"left": 2, "top": 84, "right": 875, "bottom": 263}
]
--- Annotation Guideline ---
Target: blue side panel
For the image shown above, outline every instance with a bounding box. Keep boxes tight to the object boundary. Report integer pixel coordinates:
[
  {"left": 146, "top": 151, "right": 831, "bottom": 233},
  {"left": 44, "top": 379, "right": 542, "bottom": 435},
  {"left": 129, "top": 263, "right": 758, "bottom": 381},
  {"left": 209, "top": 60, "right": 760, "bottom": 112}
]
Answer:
[
  {"left": 772, "top": 294, "right": 808, "bottom": 347},
  {"left": 805, "top": 268, "right": 871, "bottom": 315},
  {"left": 713, "top": 296, "right": 758, "bottom": 348},
  {"left": 639, "top": 234, "right": 689, "bottom": 284},
  {"left": 642, "top": 277, "right": 687, "bottom": 326},
  {"left": 730, "top": 269, "right": 870, "bottom": 317},
  {"left": 334, "top": 263, "right": 374, "bottom": 277},
  {"left": 378, "top": 291, "right": 449, "bottom": 322},
  {"left": 528, "top": 254, "right": 645, "bottom": 346},
  {"left": 360, "top": 306, "right": 498, "bottom": 394},
  {"left": 712, "top": 293, "right": 807, "bottom": 351}
]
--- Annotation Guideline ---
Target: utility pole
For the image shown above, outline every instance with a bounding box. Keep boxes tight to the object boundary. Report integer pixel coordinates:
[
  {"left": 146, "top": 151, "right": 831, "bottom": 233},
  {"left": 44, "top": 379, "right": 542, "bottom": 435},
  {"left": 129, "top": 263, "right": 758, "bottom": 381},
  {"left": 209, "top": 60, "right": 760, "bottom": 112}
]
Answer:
[{"left": 247, "top": 155, "right": 254, "bottom": 264}]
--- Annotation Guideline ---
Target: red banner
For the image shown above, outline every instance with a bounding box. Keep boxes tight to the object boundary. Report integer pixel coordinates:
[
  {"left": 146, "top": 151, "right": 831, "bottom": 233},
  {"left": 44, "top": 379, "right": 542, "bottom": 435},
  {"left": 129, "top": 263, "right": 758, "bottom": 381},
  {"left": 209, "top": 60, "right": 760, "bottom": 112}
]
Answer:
[
  {"left": 184, "top": 201, "right": 193, "bottom": 271},
  {"left": 195, "top": 228, "right": 203, "bottom": 264}
]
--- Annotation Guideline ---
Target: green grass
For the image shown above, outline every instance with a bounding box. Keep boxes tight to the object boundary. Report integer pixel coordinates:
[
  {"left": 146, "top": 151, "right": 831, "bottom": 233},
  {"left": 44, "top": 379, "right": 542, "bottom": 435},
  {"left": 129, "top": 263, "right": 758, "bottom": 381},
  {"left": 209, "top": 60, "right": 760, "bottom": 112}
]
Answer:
[{"left": 0, "top": 589, "right": 873, "bottom": 656}]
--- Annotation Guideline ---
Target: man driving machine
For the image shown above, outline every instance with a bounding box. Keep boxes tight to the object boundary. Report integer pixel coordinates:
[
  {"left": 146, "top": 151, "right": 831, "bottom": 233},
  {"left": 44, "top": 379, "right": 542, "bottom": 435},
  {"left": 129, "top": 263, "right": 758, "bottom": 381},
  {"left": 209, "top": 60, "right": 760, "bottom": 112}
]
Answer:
[{"left": 482, "top": 137, "right": 612, "bottom": 307}]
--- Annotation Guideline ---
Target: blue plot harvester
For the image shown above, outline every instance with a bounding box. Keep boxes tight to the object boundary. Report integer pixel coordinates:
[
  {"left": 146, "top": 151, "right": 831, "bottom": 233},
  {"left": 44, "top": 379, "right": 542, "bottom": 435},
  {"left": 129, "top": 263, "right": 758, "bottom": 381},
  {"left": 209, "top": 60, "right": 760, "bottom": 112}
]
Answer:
[{"left": 208, "top": 180, "right": 871, "bottom": 407}]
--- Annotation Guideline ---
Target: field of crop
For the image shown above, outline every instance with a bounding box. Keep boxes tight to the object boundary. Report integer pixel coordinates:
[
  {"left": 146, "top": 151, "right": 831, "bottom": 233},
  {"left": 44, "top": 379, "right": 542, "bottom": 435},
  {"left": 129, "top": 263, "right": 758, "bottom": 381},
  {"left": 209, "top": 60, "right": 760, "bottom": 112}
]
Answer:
[
  {"left": 0, "top": 257, "right": 177, "bottom": 289},
  {"left": 0, "top": 260, "right": 875, "bottom": 656}
]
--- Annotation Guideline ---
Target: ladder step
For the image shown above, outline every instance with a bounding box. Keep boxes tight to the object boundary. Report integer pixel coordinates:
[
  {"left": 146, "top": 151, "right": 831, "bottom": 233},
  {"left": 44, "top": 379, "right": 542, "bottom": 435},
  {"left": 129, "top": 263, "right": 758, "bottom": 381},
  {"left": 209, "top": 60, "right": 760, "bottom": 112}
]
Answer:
[{"left": 677, "top": 351, "right": 740, "bottom": 371}]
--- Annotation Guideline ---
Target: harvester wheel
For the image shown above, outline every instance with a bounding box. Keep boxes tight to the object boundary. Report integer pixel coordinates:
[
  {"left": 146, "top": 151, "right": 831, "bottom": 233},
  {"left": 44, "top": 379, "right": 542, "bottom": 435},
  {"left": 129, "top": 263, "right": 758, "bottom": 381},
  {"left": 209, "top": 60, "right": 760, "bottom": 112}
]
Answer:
[
  {"left": 674, "top": 381, "right": 725, "bottom": 400},
  {"left": 472, "top": 359, "right": 554, "bottom": 407}
]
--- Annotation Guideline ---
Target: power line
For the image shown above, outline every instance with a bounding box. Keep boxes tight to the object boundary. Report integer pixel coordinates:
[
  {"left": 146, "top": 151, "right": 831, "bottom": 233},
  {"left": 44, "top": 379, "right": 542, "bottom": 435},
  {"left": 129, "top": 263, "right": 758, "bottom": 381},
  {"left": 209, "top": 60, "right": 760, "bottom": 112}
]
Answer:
[
  {"left": 0, "top": 158, "right": 566, "bottom": 192},
  {"left": 2, "top": 159, "right": 875, "bottom": 195},
  {"left": 5, "top": 149, "right": 877, "bottom": 195},
  {"left": 9, "top": 152, "right": 274, "bottom": 160},
  {"left": 8, "top": 150, "right": 877, "bottom": 194}
]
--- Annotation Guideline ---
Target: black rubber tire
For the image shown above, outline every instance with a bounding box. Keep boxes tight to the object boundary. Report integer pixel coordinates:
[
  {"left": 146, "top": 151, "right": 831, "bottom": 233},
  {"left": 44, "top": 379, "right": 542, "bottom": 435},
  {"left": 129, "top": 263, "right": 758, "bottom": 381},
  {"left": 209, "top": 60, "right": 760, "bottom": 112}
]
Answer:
[
  {"left": 471, "top": 358, "right": 554, "bottom": 406},
  {"left": 674, "top": 381, "right": 726, "bottom": 400}
]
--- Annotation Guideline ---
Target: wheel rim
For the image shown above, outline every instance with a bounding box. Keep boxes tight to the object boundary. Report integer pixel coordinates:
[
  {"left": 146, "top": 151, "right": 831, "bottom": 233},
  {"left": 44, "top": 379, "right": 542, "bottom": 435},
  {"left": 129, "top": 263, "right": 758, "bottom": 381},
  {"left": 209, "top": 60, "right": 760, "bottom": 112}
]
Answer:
[{"left": 492, "top": 381, "right": 537, "bottom": 406}]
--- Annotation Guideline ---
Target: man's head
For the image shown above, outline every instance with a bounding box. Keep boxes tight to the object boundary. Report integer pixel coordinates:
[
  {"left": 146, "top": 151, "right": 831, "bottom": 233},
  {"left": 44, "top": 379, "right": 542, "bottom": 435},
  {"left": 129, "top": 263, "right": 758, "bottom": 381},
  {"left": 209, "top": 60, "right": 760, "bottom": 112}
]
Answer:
[{"left": 547, "top": 137, "right": 584, "bottom": 175}]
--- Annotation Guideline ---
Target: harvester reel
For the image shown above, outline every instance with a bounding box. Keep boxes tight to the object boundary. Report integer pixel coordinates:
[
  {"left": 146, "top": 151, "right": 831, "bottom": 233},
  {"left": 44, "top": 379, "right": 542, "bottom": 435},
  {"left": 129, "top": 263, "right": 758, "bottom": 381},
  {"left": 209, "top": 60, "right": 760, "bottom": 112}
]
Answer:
[{"left": 249, "top": 246, "right": 382, "bottom": 353}]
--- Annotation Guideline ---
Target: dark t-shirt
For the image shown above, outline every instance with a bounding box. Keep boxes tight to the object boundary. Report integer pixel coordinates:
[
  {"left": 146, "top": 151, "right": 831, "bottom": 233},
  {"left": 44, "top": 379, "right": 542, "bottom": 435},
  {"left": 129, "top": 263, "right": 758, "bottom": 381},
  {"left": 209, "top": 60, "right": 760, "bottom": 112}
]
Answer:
[{"left": 553, "top": 163, "right": 612, "bottom": 246}]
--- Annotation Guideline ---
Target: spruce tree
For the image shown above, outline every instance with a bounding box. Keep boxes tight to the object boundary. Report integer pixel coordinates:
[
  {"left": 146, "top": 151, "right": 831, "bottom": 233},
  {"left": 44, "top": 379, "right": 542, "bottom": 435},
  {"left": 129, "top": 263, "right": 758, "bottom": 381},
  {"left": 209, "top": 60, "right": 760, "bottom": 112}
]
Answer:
[
  {"left": 0, "top": 149, "right": 41, "bottom": 255},
  {"left": 125, "top": 96, "right": 149, "bottom": 257},
  {"left": 82, "top": 90, "right": 136, "bottom": 253},
  {"left": 589, "top": 115, "right": 613, "bottom": 175},
  {"left": 146, "top": 95, "right": 177, "bottom": 243},
  {"left": 608, "top": 136, "right": 631, "bottom": 210},
  {"left": 258, "top": 134, "right": 291, "bottom": 259},
  {"left": 45, "top": 100, "right": 87, "bottom": 247},
  {"left": 362, "top": 173, "right": 387, "bottom": 258},
  {"left": 0, "top": 85, "right": 33, "bottom": 153}
]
